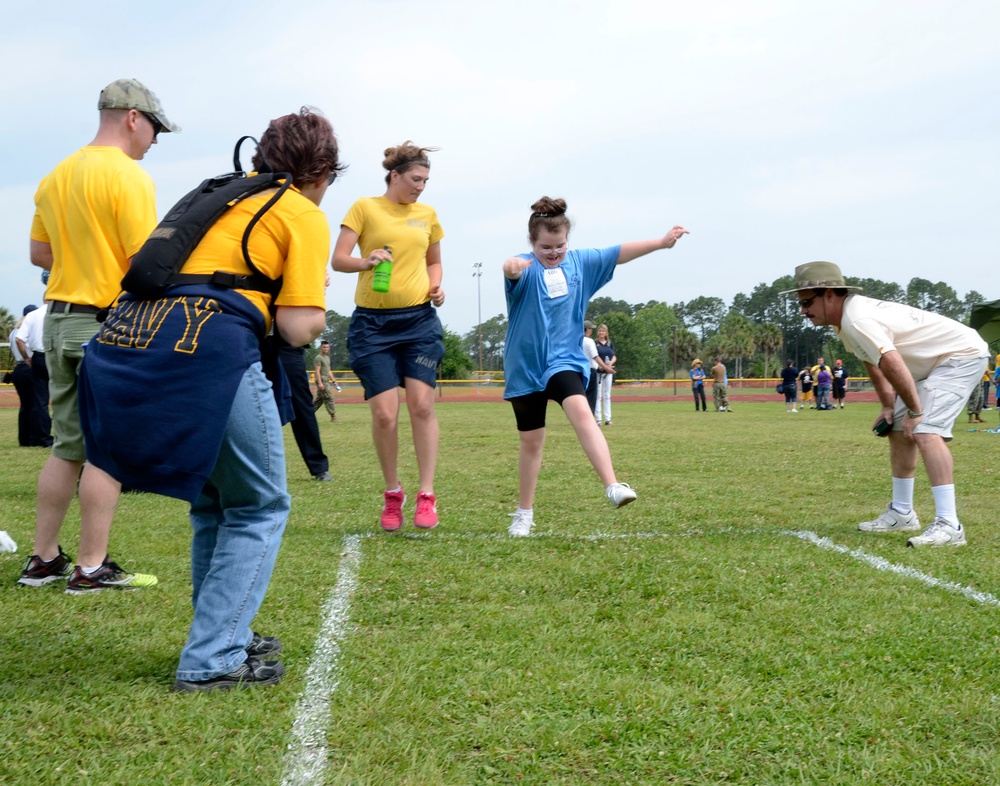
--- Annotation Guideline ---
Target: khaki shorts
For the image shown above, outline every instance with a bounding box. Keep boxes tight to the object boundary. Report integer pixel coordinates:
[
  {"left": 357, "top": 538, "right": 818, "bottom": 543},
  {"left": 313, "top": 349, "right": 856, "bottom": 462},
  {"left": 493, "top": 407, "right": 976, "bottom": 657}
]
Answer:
[
  {"left": 893, "top": 355, "right": 989, "bottom": 441},
  {"left": 44, "top": 312, "right": 100, "bottom": 461}
]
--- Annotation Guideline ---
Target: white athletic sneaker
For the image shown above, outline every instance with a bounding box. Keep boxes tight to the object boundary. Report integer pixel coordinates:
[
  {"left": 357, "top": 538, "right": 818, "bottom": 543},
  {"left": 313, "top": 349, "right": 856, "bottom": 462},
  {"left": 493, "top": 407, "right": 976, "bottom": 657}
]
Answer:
[
  {"left": 791, "top": 408, "right": 798, "bottom": 413},
  {"left": 907, "top": 518, "right": 967, "bottom": 548},
  {"left": 606, "top": 482, "right": 637, "bottom": 509},
  {"left": 508, "top": 511, "right": 534, "bottom": 537},
  {"left": 858, "top": 503, "right": 921, "bottom": 532}
]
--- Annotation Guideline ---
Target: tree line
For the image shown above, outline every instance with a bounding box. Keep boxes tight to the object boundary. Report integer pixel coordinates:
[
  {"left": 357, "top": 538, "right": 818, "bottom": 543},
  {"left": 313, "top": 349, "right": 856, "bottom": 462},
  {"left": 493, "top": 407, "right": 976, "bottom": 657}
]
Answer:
[
  {"left": 8, "top": 274, "right": 970, "bottom": 379},
  {"left": 442, "top": 275, "right": 987, "bottom": 380}
]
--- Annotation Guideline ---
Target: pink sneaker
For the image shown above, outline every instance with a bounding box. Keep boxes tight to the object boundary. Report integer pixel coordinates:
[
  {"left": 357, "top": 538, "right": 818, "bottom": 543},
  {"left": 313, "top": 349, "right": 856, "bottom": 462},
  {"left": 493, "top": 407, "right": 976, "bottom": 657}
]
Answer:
[
  {"left": 380, "top": 488, "right": 406, "bottom": 532},
  {"left": 414, "top": 492, "right": 438, "bottom": 530}
]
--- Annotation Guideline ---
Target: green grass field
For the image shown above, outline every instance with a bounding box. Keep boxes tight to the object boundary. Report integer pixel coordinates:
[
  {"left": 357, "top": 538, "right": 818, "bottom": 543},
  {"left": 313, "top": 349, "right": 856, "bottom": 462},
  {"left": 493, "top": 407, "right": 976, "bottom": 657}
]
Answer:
[{"left": 1, "top": 400, "right": 998, "bottom": 785}]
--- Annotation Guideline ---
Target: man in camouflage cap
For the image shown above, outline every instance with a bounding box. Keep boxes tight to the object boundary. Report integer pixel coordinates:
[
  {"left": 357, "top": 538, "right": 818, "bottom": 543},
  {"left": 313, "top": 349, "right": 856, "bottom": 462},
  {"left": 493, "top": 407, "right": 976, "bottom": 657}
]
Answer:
[
  {"left": 17, "top": 79, "right": 178, "bottom": 593},
  {"left": 97, "top": 78, "right": 181, "bottom": 140}
]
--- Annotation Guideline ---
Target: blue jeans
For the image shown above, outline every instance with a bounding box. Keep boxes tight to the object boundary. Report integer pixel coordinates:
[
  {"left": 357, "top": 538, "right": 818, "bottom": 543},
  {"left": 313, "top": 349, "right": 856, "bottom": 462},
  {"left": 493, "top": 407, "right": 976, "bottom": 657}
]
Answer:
[
  {"left": 817, "top": 384, "right": 831, "bottom": 408},
  {"left": 176, "top": 362, "right": 291, "bottom": 682}
]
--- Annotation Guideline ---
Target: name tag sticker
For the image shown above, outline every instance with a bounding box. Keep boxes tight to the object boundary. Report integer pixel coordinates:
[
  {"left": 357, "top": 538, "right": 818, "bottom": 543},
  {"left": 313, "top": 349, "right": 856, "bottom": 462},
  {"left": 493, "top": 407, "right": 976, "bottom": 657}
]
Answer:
[{"left": 543, "top": 267, "right": 569, "bottom": 298}]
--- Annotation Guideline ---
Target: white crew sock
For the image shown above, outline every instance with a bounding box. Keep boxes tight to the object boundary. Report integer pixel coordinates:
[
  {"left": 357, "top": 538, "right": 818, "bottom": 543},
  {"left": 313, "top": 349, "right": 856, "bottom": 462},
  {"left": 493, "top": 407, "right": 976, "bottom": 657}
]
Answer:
[
  {"left": 931, "top": 484, "right": 959, "bottom": 528},
  {"left": 515, "top": 507, "right": 533, "bottom": 518},
  {"left": 891, "top": 477, "right": 915, "bottom": 514}
]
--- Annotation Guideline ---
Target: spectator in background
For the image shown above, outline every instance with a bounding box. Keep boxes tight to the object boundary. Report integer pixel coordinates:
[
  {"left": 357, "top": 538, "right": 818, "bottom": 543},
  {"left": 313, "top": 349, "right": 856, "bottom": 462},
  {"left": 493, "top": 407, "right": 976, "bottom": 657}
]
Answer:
[
  {"left": 810, "top": 356, "right": 826, "bottom": 388},
  {"left": 798, "top": 366, "right": 814, "bottom": 408},
  {"left": 278, "top": 338, "right": 332, "bottom": 482},
  {"left": 712, "top": 357, "right": 731, "bottom": 412},
  {"left": 16, "top": 78, "right": 175, "bottom": 592},
  {"left": 832, "top": 358, "right": 849, "bottom": 408},
  {"left": 313, "top": 339, "right": 341, "bottom": 423},
  {"left": 14, "top": 303, "right": 52, "bottom": 447},
  {"left": 780, "top": 359, "right": 799, "bottom": 413},
  {"left": 10, "top": 306, "right": 42, "bottom": 447},
  {"left": 594, "top": 323, "right": 616, "bottom": 425},
  {"left": 815, "top": 364, "right": 832, "bottom": 410},
  {"left": 582, "top": 321, "right": 600, "bottom": 415},
  {"left": 994, "top": 364, "right": 1000, "bottom": 420},
  {"left": 980, "top": 369, "right": 991, "bottom": 411},
  {"left": 967, "top": 380, "right": 985, "bottom": 424},
  {"left": 690, "top": 358, "right": 707, "bottom": 412}
]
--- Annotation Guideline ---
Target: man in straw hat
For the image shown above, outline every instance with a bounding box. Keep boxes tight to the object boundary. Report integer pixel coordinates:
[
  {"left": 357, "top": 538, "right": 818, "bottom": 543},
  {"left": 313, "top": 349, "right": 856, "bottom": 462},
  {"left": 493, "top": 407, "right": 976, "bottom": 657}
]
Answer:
[
  {"left": 17, "top": 79, "right": 179, "bottom": 591},
  {"left": 690, "top": 358, "right": 707, "bottom": 411},
  {"left": 781, "top": 261, "right": 988, "bottom": 547}
]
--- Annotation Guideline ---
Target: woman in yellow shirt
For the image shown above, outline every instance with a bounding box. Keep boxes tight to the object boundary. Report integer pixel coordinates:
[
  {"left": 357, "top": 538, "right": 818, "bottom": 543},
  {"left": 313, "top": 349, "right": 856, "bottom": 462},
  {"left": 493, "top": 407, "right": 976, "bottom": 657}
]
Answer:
[{"left": 332, "top": 141, "right": 445, "bottom": 532}]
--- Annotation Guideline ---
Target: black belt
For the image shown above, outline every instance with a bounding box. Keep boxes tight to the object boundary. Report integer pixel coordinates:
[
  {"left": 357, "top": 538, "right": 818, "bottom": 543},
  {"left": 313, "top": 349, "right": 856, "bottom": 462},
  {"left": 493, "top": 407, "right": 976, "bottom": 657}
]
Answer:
[{"left": 48, "top": 301, "right": 102, "bottom": 315}]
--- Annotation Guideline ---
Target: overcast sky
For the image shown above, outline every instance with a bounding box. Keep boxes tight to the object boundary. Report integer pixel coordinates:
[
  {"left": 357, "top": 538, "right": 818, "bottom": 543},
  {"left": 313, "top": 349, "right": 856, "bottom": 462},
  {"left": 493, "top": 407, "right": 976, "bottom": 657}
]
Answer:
[{"left": 3, "top": 0, "right": 998, "bottom": 336}]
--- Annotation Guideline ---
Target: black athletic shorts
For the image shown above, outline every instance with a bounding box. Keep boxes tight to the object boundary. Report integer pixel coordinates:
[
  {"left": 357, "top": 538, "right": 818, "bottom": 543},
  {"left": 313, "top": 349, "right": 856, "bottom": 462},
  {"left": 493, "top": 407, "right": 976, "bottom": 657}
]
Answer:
[{"left": 508, "top": 370, "right": 586, "bottom": 432}]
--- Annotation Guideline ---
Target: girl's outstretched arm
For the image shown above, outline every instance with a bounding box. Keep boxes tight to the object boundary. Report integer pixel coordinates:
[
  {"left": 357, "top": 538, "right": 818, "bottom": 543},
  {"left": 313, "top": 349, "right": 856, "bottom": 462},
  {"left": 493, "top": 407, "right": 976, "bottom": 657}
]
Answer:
[{"left": 617, "top": 225, "right": 689, "bottom": 265}]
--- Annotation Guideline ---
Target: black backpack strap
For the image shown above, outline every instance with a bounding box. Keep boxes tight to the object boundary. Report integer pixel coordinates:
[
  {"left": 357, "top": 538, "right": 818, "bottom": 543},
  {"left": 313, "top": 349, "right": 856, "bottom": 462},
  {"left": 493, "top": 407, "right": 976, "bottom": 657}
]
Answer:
[
  {"left": 162, "top": 272, "right": 283, "bottom": 294},
  {"left": 239, "top": 179, "right": 292, "bottom": 297}
]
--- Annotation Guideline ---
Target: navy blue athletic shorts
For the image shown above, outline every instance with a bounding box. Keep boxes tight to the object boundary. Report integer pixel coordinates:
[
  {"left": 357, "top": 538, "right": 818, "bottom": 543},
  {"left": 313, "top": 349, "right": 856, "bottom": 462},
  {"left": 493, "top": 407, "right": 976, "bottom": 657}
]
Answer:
[
  {"left": 348, "top": 303, "right": 444, "bottom": 399},
  {"left": 508, "top": 370, "right": 587, "bottom": 432}
]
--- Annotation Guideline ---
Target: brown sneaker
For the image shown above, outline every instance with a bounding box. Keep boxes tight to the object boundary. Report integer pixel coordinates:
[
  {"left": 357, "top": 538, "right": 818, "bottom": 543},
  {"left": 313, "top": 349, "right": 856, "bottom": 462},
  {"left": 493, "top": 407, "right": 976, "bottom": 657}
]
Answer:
[{"left": 16, "top": 547, "right": 73, "bottom": 587}]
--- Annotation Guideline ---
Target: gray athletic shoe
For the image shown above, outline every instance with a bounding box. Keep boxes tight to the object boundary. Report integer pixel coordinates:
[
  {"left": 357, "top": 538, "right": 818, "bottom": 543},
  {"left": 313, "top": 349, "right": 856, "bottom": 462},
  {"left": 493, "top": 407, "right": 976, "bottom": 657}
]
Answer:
[
  {"left": 907, "top": 519, "right": 967, "bottom": 548},
  {"left": 858, "top": 503, "right": 920, "bottom": 532},
  {"left": 172, "top": 658, "right": 284, "bottom": 692}
]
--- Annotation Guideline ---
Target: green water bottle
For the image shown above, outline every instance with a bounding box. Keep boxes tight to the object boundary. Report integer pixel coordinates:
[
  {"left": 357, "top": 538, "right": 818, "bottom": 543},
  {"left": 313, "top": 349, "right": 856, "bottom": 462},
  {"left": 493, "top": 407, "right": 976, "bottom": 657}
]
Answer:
[{"left": 372, "top": 246, "right": 393, "bottom": 293}]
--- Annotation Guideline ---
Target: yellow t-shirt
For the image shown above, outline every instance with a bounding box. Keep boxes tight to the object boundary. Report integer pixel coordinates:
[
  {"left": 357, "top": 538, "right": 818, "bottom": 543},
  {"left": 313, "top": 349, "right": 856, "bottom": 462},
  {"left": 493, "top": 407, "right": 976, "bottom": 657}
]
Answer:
[
  {"left": 341, "top": 196, "right": 444, "bottom": 309},
  {"left": 180, "top": 184, "right": 329, "bottom": 330},
  {"left": 31, "top": 146, "right": 157, "bottom": 307}
]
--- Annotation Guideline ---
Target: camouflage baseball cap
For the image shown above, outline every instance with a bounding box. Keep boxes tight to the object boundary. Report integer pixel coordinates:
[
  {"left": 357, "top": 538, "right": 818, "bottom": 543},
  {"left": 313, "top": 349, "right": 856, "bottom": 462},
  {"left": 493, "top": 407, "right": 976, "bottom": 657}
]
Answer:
[{"left": 97, "top": 78, "right": 180, "bottom": 133}]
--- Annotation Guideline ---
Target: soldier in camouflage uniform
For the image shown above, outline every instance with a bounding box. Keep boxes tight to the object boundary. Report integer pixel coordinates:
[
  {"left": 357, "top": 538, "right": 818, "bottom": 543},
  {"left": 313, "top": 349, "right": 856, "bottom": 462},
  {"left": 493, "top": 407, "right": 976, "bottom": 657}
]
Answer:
[
  {"left": 313, "top": 340, "right": 340, "bottom": 421},
  {"left": 712, "top": 357, "right": 731, "bottom": 412}
]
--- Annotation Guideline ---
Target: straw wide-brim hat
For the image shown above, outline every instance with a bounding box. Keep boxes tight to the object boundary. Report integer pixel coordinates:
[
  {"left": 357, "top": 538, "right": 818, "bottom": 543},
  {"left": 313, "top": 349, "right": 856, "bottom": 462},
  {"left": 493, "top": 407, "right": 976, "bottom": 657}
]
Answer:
[
  {"left": 779, "top": 261, "right": 863, "bottom": 295},
  {"left": 692, "top": 359, "right": 702, "bottom": 367}
]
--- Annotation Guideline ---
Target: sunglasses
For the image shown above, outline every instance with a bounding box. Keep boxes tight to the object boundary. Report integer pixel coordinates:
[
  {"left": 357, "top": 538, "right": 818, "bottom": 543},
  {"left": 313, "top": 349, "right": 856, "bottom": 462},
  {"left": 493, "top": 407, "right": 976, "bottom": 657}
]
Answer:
[
  {"left": 798, "top": 294, "right": 819, "bottom": 309},
  {"left": 140, "top": 111, "right": 163, "bottom": 139}
]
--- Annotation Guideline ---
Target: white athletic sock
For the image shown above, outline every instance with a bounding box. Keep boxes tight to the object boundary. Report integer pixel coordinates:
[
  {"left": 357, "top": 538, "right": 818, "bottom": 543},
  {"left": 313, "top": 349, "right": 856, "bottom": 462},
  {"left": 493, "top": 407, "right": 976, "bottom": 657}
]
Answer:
[
  {"left": 891, "top": 477, "right": 915, "bottom": 515},
  {"left": 81, "top": 565, "right": 103, "bottom": 575},
  {"left": 931, "top": 484, "right": 959, "bottom": 528},
  {"left": 516, "top": 507, "right": 533, "bottom": 518}
]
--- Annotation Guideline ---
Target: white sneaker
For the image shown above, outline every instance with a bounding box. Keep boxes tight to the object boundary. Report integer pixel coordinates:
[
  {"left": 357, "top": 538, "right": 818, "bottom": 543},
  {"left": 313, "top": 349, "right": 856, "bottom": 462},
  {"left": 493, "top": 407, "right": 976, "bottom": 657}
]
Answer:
[
  {"left": 607, "top": 482, "right": 637, "bottom": 509},
  {"left": 791, "top": 408, "right": 798, "bottom": 413},
  {"left": 858, "top": 503, "right": 921, "bottom": 532},
  {"left": 907, "top": 518, "right": 966, "bottom": 547},
  {"left": 508, "top": 511, "right": 534, "bottom": 537}
]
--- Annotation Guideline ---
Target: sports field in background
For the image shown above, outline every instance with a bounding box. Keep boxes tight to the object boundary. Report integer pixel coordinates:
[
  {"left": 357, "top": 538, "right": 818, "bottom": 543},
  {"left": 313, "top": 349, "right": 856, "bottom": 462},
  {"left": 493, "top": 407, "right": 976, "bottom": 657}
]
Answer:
[{"left": 2, "top": 400, "right": 999, "bottom": 785}]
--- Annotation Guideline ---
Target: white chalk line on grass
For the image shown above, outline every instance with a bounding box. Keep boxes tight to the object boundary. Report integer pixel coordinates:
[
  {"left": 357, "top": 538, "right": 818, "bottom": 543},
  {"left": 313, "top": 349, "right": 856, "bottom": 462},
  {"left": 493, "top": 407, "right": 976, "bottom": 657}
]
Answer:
[
  {"left": 394, "top": 525, "right": 751, "bottom": 541},
  {"left": 278, "top": 526, "right": 996, "bottom": 785},
  {"left": 784, "top": 529, "right": 1000, "bottom": 607},
  {"left": 280, "top": 533, "right": 363, "bottom": 786}
]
